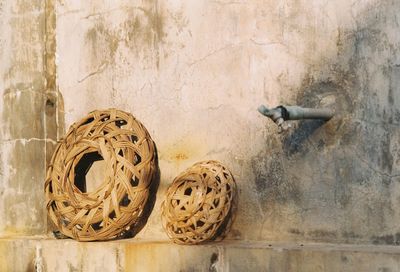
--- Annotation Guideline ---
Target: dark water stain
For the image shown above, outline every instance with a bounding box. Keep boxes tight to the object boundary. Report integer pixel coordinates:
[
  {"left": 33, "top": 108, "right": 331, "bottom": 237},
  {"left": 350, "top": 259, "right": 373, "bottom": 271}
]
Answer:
[
  {"left": 338, "top": 120, "right": 360, "bottom": 146},
  {"left": 79, "top": 2, "right": 167, "bottom": 86},
  {"left": 308, "top": 229, "right": 337, "bottom": 240},
  {"left": 289, "top": 228, "right": 304, "bottom": 236},
  {"left": 209, "top": 252, "right": 219, "bottom": 272},
  {"left": 380, "top": 134, "right": 393, "bottom": 174},
  {"left": 388, "top": 85, "right": 394, "bottom": 105},
  {"left": 342, "top": 231, "right": 362, "bottom": 240},
  {"left": 84, "top": 2, "right": 166, "bottom": 63},
  {"left": 297, "top": 76, "right": 353, "bottom": 113},
  {"left": 251, "top": 154, "right": 302, "bottom": 205},
  {"left": 333, "top": 158, "right": 353, "bottom": 208},
  {"left": 388, "top": 65, "right": 400, "bottom": 123},
  {"left": 228, "top": 228, "right": 242, "bottom": 239},
  {"left": 280, "top": 75, "right": 354, "bottom": 157},
  {"left": 340, "top": 255, "right": 348, "bottom": 263},
  {"left": 283, "top": 120, "right": 325, "bottom": 156},
  {"left": 371, "top": 233, "right": 400, "bottom": 245}
]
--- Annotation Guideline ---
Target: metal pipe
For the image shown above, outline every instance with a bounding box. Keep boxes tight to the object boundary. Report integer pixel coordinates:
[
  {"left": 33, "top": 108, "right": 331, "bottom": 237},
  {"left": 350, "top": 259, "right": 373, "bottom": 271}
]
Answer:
[
  {"left": 283, "top": 106, "right": 334, "bottom": 120},
  {"left": 258, "top": 105, "right": 334, "bottom": 131}
]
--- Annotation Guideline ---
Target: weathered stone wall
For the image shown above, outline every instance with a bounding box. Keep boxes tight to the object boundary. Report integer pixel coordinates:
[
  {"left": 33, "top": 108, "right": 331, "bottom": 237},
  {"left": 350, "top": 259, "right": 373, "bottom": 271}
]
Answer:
[
  {"left": 0, "top": 0, "right": 61, "bottom": 235},
  {"left": 55, "top": 0, "right": 400, "bottom": 244}
]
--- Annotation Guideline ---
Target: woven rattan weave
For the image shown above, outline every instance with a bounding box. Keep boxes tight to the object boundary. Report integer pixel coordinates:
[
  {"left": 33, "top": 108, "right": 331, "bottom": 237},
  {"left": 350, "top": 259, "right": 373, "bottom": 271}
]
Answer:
[
  {"left": 45, "top": 109, "right": 156, "bottom": 241},
  {"left": 162, "top": 160, "right": 236, "bottom": 244}
]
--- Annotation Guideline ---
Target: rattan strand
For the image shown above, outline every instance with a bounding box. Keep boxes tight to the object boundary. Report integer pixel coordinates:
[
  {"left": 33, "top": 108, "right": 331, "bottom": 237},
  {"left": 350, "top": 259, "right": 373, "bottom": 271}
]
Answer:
[
  {"left": 161, "top": 160, "right": 237, "bottom": 244},
  {"left": 45, "top": 109, "right": 156, "bottom": 241}
]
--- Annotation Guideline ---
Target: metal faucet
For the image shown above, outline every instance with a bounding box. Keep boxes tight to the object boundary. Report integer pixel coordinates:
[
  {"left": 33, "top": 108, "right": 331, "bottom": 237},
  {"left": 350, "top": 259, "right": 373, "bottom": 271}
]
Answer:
[{"left": 258, "top": 105, "right": 334, "bottom": 131}]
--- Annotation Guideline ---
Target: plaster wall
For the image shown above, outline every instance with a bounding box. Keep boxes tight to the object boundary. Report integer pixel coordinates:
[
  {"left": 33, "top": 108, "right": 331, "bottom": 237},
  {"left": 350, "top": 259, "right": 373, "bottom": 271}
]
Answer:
[
  {"left": 55, "top": 0, "right": 400, "bottom": 245},
  {"left": 0, "top": 0, "right": 399, "bottom": 247}
]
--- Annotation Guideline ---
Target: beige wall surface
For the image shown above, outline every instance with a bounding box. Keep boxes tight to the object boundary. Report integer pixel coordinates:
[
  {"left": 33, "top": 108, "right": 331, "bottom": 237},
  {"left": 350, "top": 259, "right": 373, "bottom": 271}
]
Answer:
[
  {"left": 55, "top": 0, "right": 400, "bottom": 244},
  {"left": 1, "top": 0, "right": 400, "bottom": 246}
]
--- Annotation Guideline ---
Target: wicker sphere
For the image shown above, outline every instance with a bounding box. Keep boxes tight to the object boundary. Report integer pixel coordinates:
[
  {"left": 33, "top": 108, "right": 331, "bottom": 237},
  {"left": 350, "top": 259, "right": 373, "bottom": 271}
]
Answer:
[
  {"left": 45, "top": 109, "right": 156, "bottom": 241},
  {"left": 162, "top": 160, "right": 237, "bottom": 244}
]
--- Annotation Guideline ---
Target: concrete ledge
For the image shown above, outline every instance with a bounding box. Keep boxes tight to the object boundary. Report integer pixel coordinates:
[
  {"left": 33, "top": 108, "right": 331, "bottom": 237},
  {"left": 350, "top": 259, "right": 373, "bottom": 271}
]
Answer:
[{"left": 1, "top": 237, "right": 400, "bottom": 271}]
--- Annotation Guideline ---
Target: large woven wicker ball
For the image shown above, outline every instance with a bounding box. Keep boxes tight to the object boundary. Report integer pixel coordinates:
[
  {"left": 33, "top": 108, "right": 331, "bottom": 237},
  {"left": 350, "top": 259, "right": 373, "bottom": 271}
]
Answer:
[
  {"left": 161, "top": 160, "right": 237, "bottom": 244},
  {"left": 45, "top": 109, "right": 156, "bottom": 241}
]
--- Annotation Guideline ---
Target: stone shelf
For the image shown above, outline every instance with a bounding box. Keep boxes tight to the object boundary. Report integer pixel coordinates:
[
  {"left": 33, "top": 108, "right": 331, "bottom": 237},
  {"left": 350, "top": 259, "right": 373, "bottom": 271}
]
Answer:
[{"left": 1, "top": 237, "right": 400, "bottom": 271}]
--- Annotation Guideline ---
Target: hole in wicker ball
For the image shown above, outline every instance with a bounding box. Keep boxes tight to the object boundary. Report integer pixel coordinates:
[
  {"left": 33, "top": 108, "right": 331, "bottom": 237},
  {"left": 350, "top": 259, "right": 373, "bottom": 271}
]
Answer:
[
  {"left": 184, "top": 188, "right": 192, "bottom": 195},
  {"left": 109, "top": 210, "right": 116, "bottom": 219},
  {"left": 115, "top": 119, "right": 127, "bottom": 127},
  {"left": 74, "top": 152, "right": 106, "bottom": 193},
  {"left": 130, "top": 135, "right": 138, "bottom": 143},
  {"left": 82, "top": 117, "right": 94, "bottom": 125},
  {"left": 130, "top": 176, "right": 139, "bottom": 187},
  {"left": 120, "top": 194, "right": 131, "bottom": 207},
  {"left": 91, "top": 221, "right": 102, "bottom": 230},
  {"left": 134, "top": 153, "right": 141, "bottom": 165}
]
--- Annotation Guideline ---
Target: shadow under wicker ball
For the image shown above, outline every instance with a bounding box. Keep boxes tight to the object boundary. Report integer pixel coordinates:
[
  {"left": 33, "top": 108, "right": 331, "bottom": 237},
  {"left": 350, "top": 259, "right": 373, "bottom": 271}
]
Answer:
[
  {"left": 161, "top": 160, "right": 237, "bottom": 244},
  {"left": 45, "top": 109, "right": 156, "bottom": 241}
]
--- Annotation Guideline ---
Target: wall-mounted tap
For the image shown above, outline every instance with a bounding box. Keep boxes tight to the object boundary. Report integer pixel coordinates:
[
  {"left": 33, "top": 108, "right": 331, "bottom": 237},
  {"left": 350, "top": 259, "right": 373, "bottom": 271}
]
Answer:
[{"left": 258, "top": 105, "right": 334, "bottom": 131}]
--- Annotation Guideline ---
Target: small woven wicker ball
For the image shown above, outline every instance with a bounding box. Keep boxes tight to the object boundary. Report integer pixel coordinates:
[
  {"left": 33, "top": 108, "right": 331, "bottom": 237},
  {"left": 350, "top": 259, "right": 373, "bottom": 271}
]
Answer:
[
  {"left": 161, "top": 160, "right": 237, "bottom": 244},
  {"left": 45, "top": 109, "right": 156, "bottom": 241}
]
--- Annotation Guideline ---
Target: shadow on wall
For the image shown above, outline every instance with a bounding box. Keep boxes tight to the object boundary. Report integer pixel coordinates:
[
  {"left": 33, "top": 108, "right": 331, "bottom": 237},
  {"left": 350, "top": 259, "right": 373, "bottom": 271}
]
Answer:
[
  {"left": 284, "top": 79, "right": 353, "bottom": 156},
  {"left": 251, "top": 1, "right": 400, "bottom": 245},
  {"left": 45, "top": 89, "right": 66, "bottom": 234}
]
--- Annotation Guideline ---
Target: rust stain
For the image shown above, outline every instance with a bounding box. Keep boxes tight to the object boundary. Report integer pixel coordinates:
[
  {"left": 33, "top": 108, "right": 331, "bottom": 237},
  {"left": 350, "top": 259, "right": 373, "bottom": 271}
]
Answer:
[
  {"left": 160, "top": 138, "right": 208, "bottom": 165},
  {"left": 174, "top": 153, "right": 189, "bottom": 161}
]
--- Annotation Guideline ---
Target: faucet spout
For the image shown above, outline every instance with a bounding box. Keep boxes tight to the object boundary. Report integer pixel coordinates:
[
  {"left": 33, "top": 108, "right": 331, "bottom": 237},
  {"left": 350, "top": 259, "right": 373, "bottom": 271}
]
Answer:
[{"left": 258, "top": 104, "right": 334, "bottom": 131}]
